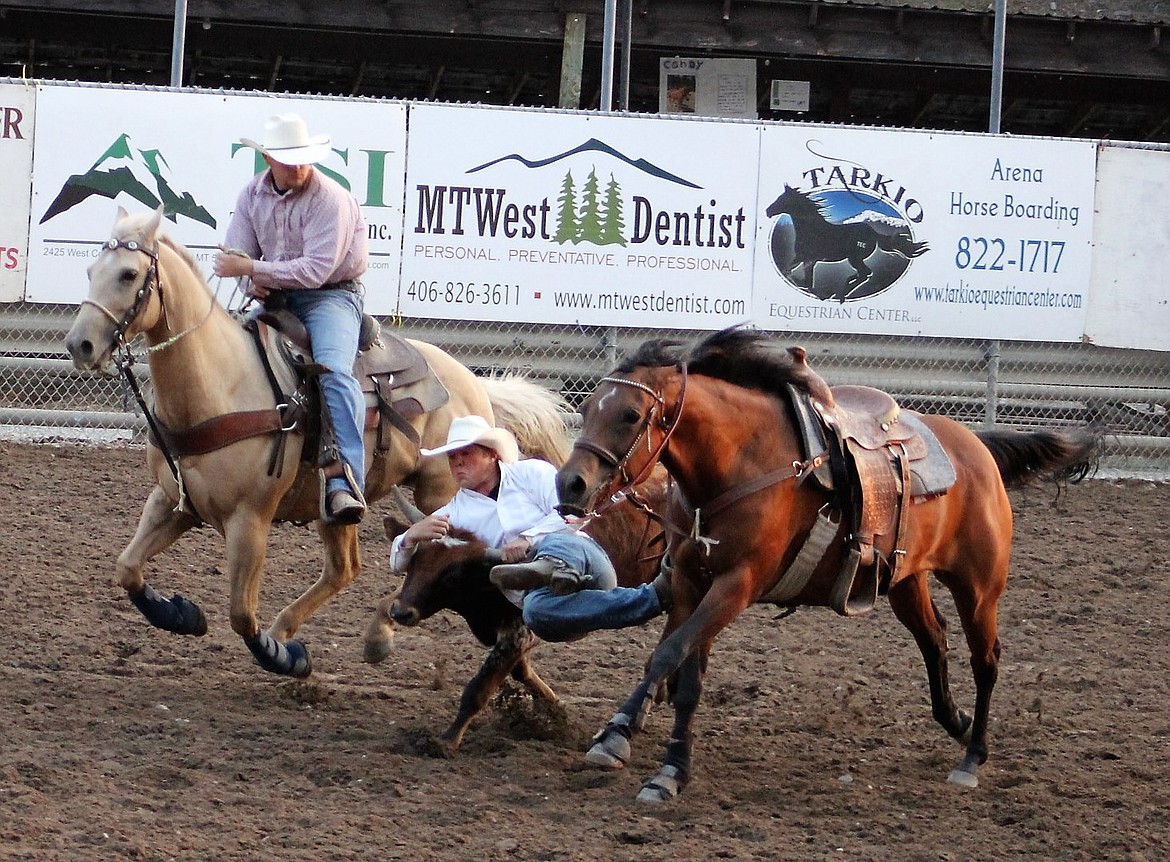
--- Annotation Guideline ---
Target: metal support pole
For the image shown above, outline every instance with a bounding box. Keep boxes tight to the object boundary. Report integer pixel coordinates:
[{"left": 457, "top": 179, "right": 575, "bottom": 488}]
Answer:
[
  {"left": 603, "top": 327, "right": 618, "bottom": 370},
  {"left": 600, "top": 0, "right": 617, "bottom": 112},
  {"left": 984, "top": 341, "right": 1000, "bottom": 429},
  {"left": 989, "top": 0, "right": 1006, "bottom": 133},
  {"left": 170, "top": 0, "right": 188, "bottom": 88},
  {"left": 618, "top": 0, "right": 633, "bottom": 111},
  {"left": 984, "top": 0, "right": 1006, "bottom": 427},
  {"left": 559, "top": 13, "right": 586, "bottom": 109}
]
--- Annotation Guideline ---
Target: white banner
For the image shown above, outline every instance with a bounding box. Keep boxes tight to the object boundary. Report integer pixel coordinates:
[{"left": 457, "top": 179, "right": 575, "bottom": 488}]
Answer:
[
  {"left": 753, "top": 127, "right": 1097, "bottom": 341},
  {"left": 400, "top": 103, "right": 760, "bottom": 328},
  {"left": 0, "top": 82, "right": 35, "bottom": 302},
  {"left": 27, "top": 85, "right": 407, "bottom": 313},
  {"left": 1086, "top": 145, "right": 1170, "bottom": 352},
  {"left": 12, "top": 84, "right": 1163, "bottom": 350}
]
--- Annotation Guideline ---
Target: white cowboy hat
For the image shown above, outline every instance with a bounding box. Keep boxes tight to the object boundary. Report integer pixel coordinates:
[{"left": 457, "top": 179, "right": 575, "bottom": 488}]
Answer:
[
  {"left": 240, "top": 113, "right": 332, "bottom": 166},
  {"left": 420, "top": 415, "right": 520, "bottom": 464}
]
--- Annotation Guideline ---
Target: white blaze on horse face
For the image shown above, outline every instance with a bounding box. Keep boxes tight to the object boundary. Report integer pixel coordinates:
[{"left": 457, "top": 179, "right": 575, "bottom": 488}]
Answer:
[{"left": 597, "top": 385, "right": 619, "bottom": 412}]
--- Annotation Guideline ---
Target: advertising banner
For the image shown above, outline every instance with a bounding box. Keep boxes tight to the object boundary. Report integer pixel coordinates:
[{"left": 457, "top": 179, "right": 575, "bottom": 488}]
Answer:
[
  {"left": 27, "top": 85, "right": 407, "bottom": 312},
  {"left": 400, "top": 103, "right": 760, "bottom": 328},
  {"left": 753, "top": 127, "right": 1097, "bottom": 341},
  {"left": 0, "top": 82, "right": 35, "bottom": 302},
  {"left": 1085, "top": 145, "right": 1170, "bottom": 352}
]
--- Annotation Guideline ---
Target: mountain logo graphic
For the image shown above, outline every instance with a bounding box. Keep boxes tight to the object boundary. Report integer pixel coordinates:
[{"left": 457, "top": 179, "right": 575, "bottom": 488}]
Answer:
[
  {"left": 467, "top": 137, "right": 701, "bottom": 248},
  {"left": 40, "top": 133, "right": 216, "bottom": 228}
]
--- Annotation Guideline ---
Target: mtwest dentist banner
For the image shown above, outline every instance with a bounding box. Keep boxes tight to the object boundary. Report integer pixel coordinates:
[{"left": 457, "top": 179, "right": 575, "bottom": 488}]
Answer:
[{"left": 400, "top": 103, "right": 759, "bottom": 329}]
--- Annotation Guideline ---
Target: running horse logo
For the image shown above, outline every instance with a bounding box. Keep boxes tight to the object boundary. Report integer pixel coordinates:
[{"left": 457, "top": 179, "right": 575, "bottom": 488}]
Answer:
[{"left": 765, "top": 185, "right": 929, "bottom": 302}]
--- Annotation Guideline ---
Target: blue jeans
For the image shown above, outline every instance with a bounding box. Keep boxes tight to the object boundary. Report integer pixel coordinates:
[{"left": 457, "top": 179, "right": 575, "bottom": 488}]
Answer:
[
  {"left": 282, "top": 287, "right": 366, "bottom": 494},
  {"left": 522, "top": 532, "right": 663, "bottom": 643}
]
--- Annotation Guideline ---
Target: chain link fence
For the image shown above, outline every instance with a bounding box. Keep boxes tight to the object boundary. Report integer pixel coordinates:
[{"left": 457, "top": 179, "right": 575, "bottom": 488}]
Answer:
[{"left": 2, "top": 301, "right": 1168, "bottom": 475}]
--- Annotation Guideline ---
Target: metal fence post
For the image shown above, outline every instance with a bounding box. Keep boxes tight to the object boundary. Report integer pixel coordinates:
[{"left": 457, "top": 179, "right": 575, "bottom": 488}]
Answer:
[{"left": 984, "top": 339, "right": 1001, "bottom": 428}]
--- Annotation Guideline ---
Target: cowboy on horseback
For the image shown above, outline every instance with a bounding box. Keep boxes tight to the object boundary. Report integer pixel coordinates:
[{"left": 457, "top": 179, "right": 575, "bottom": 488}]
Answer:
[{"left": 213, "top": 112, "right": 368, "bottom": 525}]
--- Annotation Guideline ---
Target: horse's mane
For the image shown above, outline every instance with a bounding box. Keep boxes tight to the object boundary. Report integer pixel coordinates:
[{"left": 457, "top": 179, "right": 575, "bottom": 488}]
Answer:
[
  {"left": 687, "top": 326, "right": 807, "bottom": 399},
  {"left": 619, "top": 326, "right": 809, "bottom": 401},
  {"left": 114, "top": 210, "right": 207, "bottom": 283},
  {"left": 778, "top": 186, "right": 825, "bottom": 219},
  {"left": 158, "top": 234, "right": 206, "bottom": 281}
]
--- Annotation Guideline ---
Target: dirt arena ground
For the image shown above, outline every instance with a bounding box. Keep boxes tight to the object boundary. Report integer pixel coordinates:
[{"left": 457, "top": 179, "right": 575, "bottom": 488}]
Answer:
[{"left": 1, "top": 439, "right": 1167, "bottom": 862}]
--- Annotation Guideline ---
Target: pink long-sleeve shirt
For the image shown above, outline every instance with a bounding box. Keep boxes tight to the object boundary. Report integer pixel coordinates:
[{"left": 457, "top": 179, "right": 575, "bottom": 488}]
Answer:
[{"left": 224, "top": 167, "right": 368, "bottom": 290}]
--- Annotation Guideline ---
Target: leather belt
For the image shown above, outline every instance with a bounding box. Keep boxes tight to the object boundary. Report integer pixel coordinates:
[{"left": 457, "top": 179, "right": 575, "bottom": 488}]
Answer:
[{"left": 323, "top": 279, "right": 362, "bottom": 292}]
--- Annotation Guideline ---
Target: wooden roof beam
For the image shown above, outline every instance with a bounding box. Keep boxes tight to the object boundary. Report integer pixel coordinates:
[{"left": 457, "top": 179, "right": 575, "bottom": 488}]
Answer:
[
  {"left": 506, "top": 71, "right": 529, "bottom": 105},
  {"left": 1062, "top": 102, "right": 1097, "bottom": 136},
  {"left": 1142, "top": 105, "right": 1170, "bottom": 139},
  {"left": 267, "top": 55, "right": 283, "bottom": 90},
  {"left": 350, "top": 59, "right": 367, "bottom": 95},
  {"left": 426, "top": 65, "right": 445, "bottom": 99}
]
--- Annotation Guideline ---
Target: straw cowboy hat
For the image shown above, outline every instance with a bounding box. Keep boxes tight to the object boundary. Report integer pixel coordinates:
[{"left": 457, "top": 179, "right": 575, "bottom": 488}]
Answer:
[
  {"left": 420, "top": 415, "right": 520, "bottom": 464},
  {"left": 240, "top": 113, "right": 332, "bottom": 166}
]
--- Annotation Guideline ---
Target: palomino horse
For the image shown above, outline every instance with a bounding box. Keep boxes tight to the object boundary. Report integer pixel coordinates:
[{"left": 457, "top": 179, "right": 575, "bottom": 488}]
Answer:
[
  {"left": 555, "top": 326, "right": 1100, "bottom": 803},
  {"left": 63, "top": 206, "right": 566, "bottom": 678}
]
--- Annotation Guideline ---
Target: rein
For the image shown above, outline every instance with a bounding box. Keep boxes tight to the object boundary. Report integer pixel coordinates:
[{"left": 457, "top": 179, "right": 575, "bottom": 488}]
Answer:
[
  {"left": 91, "top": 238, "right": 187, "bottom": 499},
  {"left": 94, "top": 237, "right": 219, "bottom": 519}
]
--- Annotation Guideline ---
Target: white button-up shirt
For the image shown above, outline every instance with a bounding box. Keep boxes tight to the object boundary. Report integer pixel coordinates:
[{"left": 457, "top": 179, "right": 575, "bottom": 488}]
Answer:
[{"left": 389, "top": 458, "right": 570, "bottom": 572}]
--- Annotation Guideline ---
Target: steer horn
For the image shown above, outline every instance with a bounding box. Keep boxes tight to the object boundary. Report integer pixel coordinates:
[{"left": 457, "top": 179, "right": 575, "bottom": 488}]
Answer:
[{"left": 390, "top": 485, "right": 426, "bottom": 524}]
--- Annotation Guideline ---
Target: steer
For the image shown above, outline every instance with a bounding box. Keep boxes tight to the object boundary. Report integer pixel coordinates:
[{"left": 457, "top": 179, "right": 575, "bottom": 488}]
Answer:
[{"left": 363, "top": 469, "right": 669, "bottom": 756}]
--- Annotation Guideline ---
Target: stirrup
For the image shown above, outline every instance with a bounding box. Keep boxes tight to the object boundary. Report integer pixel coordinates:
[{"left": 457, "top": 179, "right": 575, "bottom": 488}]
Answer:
[{"left": 319, "top": 464, "right": 367, "bottom": 524}]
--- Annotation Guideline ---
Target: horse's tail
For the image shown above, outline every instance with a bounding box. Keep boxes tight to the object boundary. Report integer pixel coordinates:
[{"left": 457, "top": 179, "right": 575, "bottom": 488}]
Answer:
[
  {"left": 975, "top": 424, "right": 1103, "bottom": 489},
  {"left": 482, "top": 374, "right": 572, "bottom": 467},
  {"left": 883, "top": 233, "right": 930, "bottom": 259},
  {"left": 903, "top": 238, "right": 930, "bottom": 258}
]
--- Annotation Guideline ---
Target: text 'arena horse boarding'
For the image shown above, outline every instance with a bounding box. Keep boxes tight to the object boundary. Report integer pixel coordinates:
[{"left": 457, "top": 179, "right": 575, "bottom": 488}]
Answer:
[
  {"left": 555, "top": 326, "right": 1100, "bottom": 803},
  {"left": 64, "top": 206, "right": 566, "bottom": 679}
]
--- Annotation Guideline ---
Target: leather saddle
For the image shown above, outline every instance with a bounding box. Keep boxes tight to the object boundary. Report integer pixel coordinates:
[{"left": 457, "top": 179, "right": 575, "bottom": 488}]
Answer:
[
  {"left": 256, "top": 309, "right": 450, "bottom": 454},
  {"left": 782, "top": 347, "right": 956, "bottom": 616}
]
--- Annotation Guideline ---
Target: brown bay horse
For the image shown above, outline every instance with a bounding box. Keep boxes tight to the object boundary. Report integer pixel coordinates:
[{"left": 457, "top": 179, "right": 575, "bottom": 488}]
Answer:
[
  {"left": 362, "top": 469, "right": 668, "bottom": 756},
  {"left": 63, "top": 206, "right": 567, "bottom": 678},
  {"left": 555, "top": 326, "right": 1101, "bottom": 803}
]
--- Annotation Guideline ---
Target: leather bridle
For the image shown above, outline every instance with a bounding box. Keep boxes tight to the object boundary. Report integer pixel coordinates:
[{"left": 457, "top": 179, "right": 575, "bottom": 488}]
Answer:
[
  {"left": 568, "top": 364, "right": 689, "bottom": 518},
  {"left": 568, "top": 362, "right": 829, "bottom": 556},
  {"left": 82, "top": 237, "right": 162, "bottom": 368}
]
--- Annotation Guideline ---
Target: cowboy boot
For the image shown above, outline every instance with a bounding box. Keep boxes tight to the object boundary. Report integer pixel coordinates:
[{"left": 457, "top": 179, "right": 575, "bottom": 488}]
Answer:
[
  {"left": 489, "top": 557, "right": 558, "bottom": 592},
  {"left": 319, "top": 463, "right": 367, "bottom": 525},
  {"left": 490, "top": 556, "right": 587, "bottom": 595}
]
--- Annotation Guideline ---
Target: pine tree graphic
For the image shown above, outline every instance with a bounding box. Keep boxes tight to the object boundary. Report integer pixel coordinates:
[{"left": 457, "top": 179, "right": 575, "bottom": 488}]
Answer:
[
  {"left": 553, "top": 167, "right": 629, "bottom": 247},
  {"left": 553, "top": 171, "right": 579, "bottom": 244},
  {"left": 597, "top": 173, "right": 627, "bottom": 246},
  {"left": 576, "top": 168, "right": 603, "bottom": 244}
]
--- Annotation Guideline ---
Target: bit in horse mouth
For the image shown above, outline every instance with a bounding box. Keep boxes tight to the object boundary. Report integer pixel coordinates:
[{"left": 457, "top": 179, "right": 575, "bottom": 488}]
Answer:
[{"left": 555, "top": 503, "right": 588, "bottom": 518}]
